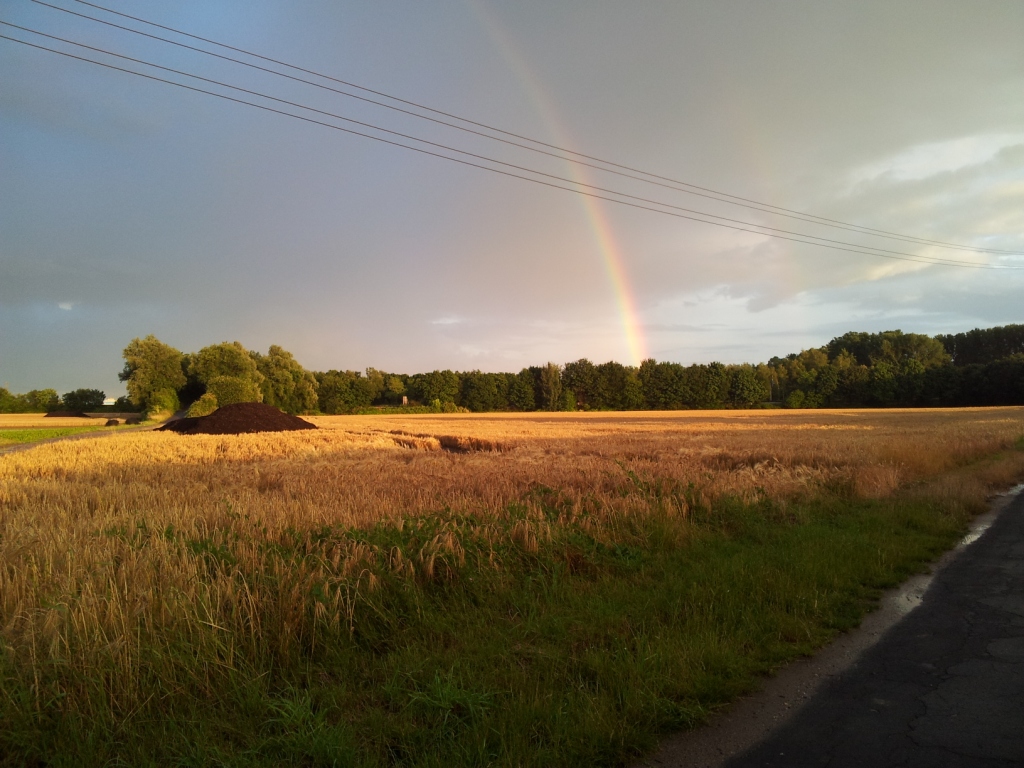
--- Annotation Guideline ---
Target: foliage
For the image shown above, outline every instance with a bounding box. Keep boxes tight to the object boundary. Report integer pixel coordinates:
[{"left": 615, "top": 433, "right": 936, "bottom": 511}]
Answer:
[
  {"left": 826, "top": 330, "right": 950, "bottom": 369},
  {"left": 146, "top": 388, "right": 180, "bottom": 415},
  {"left": 316, "top": 370, "right": 376, "bottom": 414},
  {"left": 0, "top": 388, "right": 61, "bottom": 413},
  {"left": 205, "top": 376, "right": 263, "bottom": 407},
  {"left": 120, "top": 336, "right": 186, "bottom": 410},
  {"left": 538, "top": 362, "right": 563, "bottom": 411},
  {"left": 728, "top": 366, "right": 769, "bottom": 407},
  {"left": 506, "top": 369, "right": 536, "bottom": 411},
  {"left": 190, "top": 341, "right": 264, "bottom": 388},
  {"left": 61, "top": 388, "right": 105, "bottom": 411},
  {"left": 254, "top": 345, "right": 318, "bottom": 414},
  {"left": 186, "top": 393, "right": 219, "bottom": 418},
  {"left": 409, "top": 370, "right": 461, "bottom": 406},
  {"left": 111, "top": 323, "right": 1024, "bottom": 419},
  {"left": 937, "top": 324, "right": 1024, "bottom": 365}
]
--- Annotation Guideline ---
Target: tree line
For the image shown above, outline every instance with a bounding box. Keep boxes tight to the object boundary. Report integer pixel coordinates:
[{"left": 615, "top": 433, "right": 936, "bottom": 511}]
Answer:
[
  {"left": 103, "top": 324, "right": 1024, "bottom": 417},
  {"left": 0, "top": 387, "right": 131, "bottom": 414},
  {"left": 5, "top": 325, "right": 1020, "bottom": 414}
]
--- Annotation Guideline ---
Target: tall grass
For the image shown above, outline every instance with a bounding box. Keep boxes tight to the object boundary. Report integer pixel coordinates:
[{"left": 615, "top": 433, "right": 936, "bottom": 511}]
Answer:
[{"left": 1, "top": 408, "right": 1023, "bottom": 765}]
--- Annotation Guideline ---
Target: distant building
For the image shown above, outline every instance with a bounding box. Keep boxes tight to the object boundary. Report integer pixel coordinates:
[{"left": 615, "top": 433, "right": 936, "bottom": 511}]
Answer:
[{"left": 103, "top": 397, "right": 117, "bottom": 406}]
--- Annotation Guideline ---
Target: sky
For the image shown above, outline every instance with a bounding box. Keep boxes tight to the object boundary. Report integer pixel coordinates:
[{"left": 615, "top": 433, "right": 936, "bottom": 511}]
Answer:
[{"left": 1, "top": 0, "right": 1023, "bottom": 397}]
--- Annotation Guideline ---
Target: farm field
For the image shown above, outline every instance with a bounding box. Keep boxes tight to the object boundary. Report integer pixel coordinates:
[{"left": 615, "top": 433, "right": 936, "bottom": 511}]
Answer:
[
  {"left": 0, "top": 414, "right": 142, "bottom": 448},
  {"left": 2, "top": 408, "right": 1024, "bottom": 766}
]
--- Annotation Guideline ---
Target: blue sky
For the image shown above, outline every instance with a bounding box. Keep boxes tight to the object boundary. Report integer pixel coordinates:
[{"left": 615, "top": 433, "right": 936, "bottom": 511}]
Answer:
[{"left": 2, "top": 0, "right": 1022, "bottom": 396}]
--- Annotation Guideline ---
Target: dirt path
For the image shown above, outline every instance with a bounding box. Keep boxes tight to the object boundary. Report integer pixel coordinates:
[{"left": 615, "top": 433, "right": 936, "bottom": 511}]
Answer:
[{"left": 639, "top": 486, "right": 1024, "bottom": 768}]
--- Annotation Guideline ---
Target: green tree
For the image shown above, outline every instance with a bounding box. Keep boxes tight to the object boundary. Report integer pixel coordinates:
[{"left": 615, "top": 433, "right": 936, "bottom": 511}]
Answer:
[
  {"left": 189, "top": 341, "right": 264, "bottom": 406},
  {"left": 507, "top": 370, "right": 536, "bottom": 411},
  {"left": 253, "top": 346, "right": 318, "bottom": 414},
  {"left": 562, "top": 359, "right": 598, "bottom": 409},
  {"left": 728, "top": 366, "right": 769, "bottom": 407},
  {"left": 315, "top": 370, "right": 375, "bottom": 414},
  {"left": 460, "top": 371, "right": 500, "bottom": 412},
  {"left": 190, "top": 342, "right": 263, "bottom": 386},
  {"left": 206, "top": 376, "right": 263, "bottom": 407},
  {"left": 414, "top": 370, "right": 461, "bottom": 405},
  {"left": 826, "top": 330, "right": 949, "bottom": 369},
  {"left": 539, "top": 363, "right": 563, "bottom": 411},
  {"left": 186, "top": 393, "right": 218, "bottom": 417},
  {"left": 938, "top": 324, "right": 1024, "bottom": 366},
  {"left": 61, "top": 389, "right": 105, "bottom": 411},
  {"left": 120, "top": 336, "right": 186, "bottom": 410}
]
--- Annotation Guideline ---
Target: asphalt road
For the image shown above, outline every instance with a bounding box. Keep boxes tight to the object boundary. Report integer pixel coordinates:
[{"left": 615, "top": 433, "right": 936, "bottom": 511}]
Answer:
[{"left": 726, "top": 489, "right": 1024, "bottom": 767}]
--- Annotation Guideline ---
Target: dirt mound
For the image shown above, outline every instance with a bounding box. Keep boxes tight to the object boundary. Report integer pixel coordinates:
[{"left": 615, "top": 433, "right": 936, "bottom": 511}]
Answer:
[
  {"left": 45, "top": 410, "right": 90, "bottom": 418},
  {"left": 159, "top": 402, "right": 317, "bottom": 435}
]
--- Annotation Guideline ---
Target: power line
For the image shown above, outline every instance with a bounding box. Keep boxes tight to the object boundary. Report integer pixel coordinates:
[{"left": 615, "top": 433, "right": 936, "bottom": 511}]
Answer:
[
  {"left": 3, "top": 21, "right": 1005, "bottom": 271},
  {"left": 33, "top": 0, "right": 1024, "bottom": 258},
  {"left": 1, "top": 30, "right": 1019, "bottom": 271}
]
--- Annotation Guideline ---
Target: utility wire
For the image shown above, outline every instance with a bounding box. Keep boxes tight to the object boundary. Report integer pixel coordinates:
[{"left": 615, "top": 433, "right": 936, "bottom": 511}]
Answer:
[
  {"left": 1, "top": 31, "right": 1018, "bottom": 270},
  {"left": 2, "top": 20, "right": 1003, "bottom": 270},
  {"left": 34, "top": 0, "right": 1024, "bottom": 258}
]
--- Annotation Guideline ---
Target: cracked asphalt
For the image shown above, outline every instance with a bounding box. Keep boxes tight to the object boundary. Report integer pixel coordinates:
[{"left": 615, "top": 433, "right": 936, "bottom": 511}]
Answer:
[{"left": 727, "top": 490, "right": 1024, "bottom": 767}]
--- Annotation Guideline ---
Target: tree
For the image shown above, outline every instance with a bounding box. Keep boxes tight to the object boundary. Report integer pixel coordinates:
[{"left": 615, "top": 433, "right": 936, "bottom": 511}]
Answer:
[
  {"left": 120, "top": 336, "right": 186, "bottom": 410},
  {"left": 62, "top": 389, "right": 105, "bottom": 411},
  {"left": 681, "top": 363, "right": 730, "bottom": 409},
  {"left": 639, "top": 359, "right": 686, "bottom": 409},
  {"left": 506, "top": 370, "right": 535, "bottom": 411},
  {"left": 413, "top": 370, "right": 460, "bottom": 406},
  {"left": 826, "top": 330, "right": 948, "bottom": 369},
  {"left": 0, "top": 388, "right": 60, "bottom": 413},
  {"left": 253, "top": 345, "right": 318, "bottom": 414},
  {"left": 539, "top": 363, "right": 562, "bottom": 411},
  {"left": 460, "top": 371, "right": 500, "bottom": 412},
  {"left": 728, "top": 366, "right": 769, "bottom": 407},
  {"left": 315, "top": 370, "right": 375, "bottom": 414},
  {"left": 562, "top": 359, "right": 598, "bottom": 409},
  {"left": 186, "top": 393, "right": 218, "bottom": 417},
  {"left": 206, "top": 376, "right": 263, "bottom": 407},
  {"left": 190, "top": 341, "right": 263, "bottom": 386},
  {"left": 937, "top": 324, "right": 1024, "bottom": 366},
  {"left": 189, "top": 341, "right": 264, "bottom": 406}
]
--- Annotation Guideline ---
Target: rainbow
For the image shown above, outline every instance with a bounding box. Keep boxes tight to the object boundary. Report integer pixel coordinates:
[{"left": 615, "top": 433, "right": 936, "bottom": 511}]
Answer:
[{"left": 463, "top": 2, "right": 647, "bottom": 366}]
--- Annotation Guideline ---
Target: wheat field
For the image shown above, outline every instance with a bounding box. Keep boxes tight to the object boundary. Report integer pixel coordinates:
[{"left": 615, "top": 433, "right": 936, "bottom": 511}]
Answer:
[{"left": 2, "top": 407, "right": 1023, "bottom": 760}]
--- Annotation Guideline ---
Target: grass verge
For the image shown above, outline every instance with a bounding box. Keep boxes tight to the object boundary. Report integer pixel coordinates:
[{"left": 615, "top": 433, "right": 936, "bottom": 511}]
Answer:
[
  {"left": 2, "top": 462, "right": 1006, "bottom": 768},
  {"left": 0, "top": 427, "right": 107, "bottom": 447}
]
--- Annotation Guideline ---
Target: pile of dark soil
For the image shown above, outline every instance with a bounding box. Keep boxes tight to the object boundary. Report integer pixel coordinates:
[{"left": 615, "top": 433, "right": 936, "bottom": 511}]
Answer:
[
  {"left": 159, "top": 402, "right": 317, "bottom": 435},
  {"left": 44, "top": 411, "right": 90, "bottom": 418}
]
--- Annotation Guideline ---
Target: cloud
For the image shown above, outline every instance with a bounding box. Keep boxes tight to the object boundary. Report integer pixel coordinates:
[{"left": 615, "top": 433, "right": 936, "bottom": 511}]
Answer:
[
  {"left": 849, "top": 133, "right": 1024, "bottom": 186},
  {"left": 58, "top": 302, "right": 74, "bottom": 311}
]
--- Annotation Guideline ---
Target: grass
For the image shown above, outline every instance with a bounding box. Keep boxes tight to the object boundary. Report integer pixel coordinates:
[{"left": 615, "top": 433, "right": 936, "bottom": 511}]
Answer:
[
  {"left": 1, "top": 408, "right": 1023, "bottom": 765},
  {"left": 0, "top": 426, "right": 107, "bottom": 447}
]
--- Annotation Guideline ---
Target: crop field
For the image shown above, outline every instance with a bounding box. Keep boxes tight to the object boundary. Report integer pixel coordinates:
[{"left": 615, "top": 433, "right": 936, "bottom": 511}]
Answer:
[
  {"left": 2, "top": 408, "right": 1024, "bottom": 766},
  {"left": 0, "top": 414, "right": 113, "bottom": 429}
]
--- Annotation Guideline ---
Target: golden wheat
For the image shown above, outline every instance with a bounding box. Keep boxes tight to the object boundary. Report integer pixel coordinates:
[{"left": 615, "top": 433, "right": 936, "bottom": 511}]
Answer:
[{"left": 1, "top": 407, "right": 1023, "bottom": 717}]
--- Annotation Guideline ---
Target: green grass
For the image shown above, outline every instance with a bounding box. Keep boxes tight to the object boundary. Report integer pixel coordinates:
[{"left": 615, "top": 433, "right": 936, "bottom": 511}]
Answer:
[
  {"left": 0, "top": 426, "right": 108, "bottom": 446},
  {"left": 0, "top": 482, "right": 980, "bottom": 767}
]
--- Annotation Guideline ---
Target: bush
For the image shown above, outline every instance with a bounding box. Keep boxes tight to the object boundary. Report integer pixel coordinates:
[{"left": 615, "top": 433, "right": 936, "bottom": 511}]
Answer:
[
  {"left": 186, "top": 393, "right": 218, "bottom": 417},
  {"left": 206, "top": 376, "right": 263, "bottom": 407},
  {"left": 146, "top": 388, "right": 180, "bottom": 416}
]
